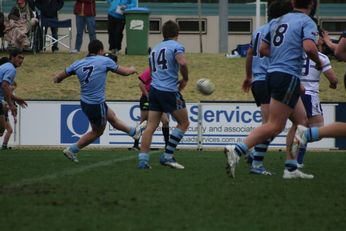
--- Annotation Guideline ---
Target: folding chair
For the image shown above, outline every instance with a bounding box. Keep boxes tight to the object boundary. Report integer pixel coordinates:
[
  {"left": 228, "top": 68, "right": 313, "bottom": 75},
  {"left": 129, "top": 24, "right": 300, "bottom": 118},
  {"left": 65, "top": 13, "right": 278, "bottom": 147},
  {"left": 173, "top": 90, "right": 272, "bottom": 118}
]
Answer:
[{"left": 41, "top": 17, "right": 72, "bottom": 52}]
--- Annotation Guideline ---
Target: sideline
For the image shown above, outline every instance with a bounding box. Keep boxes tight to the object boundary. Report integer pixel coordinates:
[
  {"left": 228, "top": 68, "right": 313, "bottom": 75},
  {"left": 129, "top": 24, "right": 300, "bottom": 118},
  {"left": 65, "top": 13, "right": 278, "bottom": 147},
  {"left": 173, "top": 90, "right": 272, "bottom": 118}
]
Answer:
[{"left": 8, "top": 151, "right": 161, "bottom": 187}]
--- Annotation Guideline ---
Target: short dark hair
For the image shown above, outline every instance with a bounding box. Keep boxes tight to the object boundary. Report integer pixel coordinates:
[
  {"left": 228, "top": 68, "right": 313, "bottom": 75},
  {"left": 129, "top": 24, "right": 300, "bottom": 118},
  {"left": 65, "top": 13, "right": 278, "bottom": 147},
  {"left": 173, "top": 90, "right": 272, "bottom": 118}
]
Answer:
[
  {"left": 8, "top": 48, "right": 23, "bottom": 59},
  {"left": 268, "top": 0, "right": 293, "bottom": 21},
  {"left": 293, "top": 0, "right": 313, "bottom": 9},
  {"left": 88, "top": 39, "right": 104, "bottom": 54},
  {"left": 162, "top": 20, "right": 179, "bottom": 39}
]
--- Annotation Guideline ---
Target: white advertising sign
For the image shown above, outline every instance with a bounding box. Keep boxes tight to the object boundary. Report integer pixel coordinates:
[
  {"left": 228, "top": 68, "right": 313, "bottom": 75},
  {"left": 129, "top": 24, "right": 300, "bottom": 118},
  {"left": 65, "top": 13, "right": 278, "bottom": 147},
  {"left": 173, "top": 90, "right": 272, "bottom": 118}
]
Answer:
[{"left": 15, "top": 101, "right": 336, "bottom": 149}]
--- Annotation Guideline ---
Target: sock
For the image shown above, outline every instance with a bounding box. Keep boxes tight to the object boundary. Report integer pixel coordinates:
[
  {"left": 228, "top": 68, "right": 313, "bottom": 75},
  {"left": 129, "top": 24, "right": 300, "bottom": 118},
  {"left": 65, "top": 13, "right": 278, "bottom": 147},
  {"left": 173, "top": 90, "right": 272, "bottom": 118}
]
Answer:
[
  {"left": 297, "top": 143, "right": 307, "bottom": 165},
  {"left": 305, "top": 127, "right": 319, "bottom": 142},
  {"left": 164, "top": 128, "right": 184, "bottom": 159},
  {"left": 162, "top": 127, "right": 170, "bottom": 147},
  {"left": 252, "top": 138, "right": 271, "bottom": 167},
  {"left": 234, "top": 142, "right": 248, "bottom": 157},
  {"left": 285, "top": 159, "right": 298, "bottom": 172},
  {"left": 138, "top": 152, "right": 149, "bottom": 163},
  {"left": 133, "top": 139, "right": 139, "bottom": 148},
  {"left": 129, "top": 127, "right": 136, "bottom": 137},
  {"left": 69, "top": 143, "right": 80, "bottom": 153}
]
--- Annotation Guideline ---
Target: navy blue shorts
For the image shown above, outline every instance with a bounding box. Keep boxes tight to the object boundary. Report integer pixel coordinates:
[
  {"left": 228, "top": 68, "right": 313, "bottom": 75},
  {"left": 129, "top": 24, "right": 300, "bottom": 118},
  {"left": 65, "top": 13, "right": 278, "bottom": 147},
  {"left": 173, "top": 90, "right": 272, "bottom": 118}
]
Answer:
[
  {"left": 266, "top": 72, "right": 301, "bottom": 109},
  {"left": 0, "top": 103, "right": 4, "bottom": 116},
  {"left": 301, "top": 94, "right": 323, "bottom": 118},
  {"left": 251, "top": 80, "right": 270, "bottom": 106},
  {"left": 80, "top": 100, "right": 108, "bottom": 126},
  {"left": 139, "top": 95, "right": 149, "bottom": 111},
  {"left": 149, "top": 87, "right": 186, "bottom": 113}
]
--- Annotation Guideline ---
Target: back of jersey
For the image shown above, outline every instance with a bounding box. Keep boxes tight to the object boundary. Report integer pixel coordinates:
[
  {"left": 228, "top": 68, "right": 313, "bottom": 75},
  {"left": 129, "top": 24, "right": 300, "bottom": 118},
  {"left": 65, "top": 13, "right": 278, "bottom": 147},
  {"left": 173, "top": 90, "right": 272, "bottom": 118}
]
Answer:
[
  {"left": 149, "top": 39, "right": 185, "bottom": 92},
  {"left": 66, "top": 56, "right": 117, "bottom": 104},
  {"left": 265, "top": 11, "right": 318, "bottom": 77}
]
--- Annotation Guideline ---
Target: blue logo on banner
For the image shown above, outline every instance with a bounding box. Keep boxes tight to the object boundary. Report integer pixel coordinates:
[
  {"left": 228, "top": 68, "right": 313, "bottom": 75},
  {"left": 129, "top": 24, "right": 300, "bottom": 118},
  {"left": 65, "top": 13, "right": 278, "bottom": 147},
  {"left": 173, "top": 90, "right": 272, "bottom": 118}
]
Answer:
[{"left": 60, "top": 105, "right": 100, "bottom": 144}]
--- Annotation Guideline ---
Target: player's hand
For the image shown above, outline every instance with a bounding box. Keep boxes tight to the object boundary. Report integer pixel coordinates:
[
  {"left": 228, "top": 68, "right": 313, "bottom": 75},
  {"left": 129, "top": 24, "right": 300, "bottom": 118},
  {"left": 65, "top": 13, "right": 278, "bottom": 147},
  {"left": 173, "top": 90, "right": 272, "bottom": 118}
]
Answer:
[
  {"left": 329, "top": 81, "right": 337, "bottom": 89},
  {"left": 242, "top": 78, "right": 252, "bottom": 93},
  {"left": 128, "top": 66, "right": 137, "bottom": 75},
  {"left": 9, "top": 104, "right": 17, "bottom": 118},
  {"left": 178, "top": 79, "right": 187, "bottom": 91},
  {"left": 15, "top": 98, "right": 28, "bottom": 108}
]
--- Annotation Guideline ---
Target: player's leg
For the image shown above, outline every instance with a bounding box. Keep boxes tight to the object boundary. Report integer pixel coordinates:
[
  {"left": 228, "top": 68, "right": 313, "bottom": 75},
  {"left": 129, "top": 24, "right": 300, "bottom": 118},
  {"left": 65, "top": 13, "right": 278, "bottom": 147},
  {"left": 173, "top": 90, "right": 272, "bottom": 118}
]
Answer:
[
  {"left": 2, "top": 121, "right": 13, "bottom": 150},
  {"left": 249, "top": 80, "right": 272, "bottom": 175},
  {"left": 282, "top": 99, "right": 314, "bottom": 179},
  {"left": 0, "top": 103, "right": 6, "bottom": 137},
  {"left": 132, "top": 96, "right": 149, "bottom": 150},
  {"left": 225, "top": 72, "right": 299, "bottom": 178},
  {"left": 294, "top": 94, "right": 324, "bottom": 165},
  {"left": 131, "top": 109, "right": 148, "bottom": 150},
  {"left": 107, "top": 107, "right": 146, "bottom": 140},
  {"left": 138, "top": 110, "right": 161, "bottom": 168},
  {"left": 63, "top": 102, "right": 107, "bottom": 163},
  {"left": 158, "top": 90, "right": 189, "bottom": 169},
  {"left": 137, "top": 87, "right": 163, "bottom": 169},
  {"left": 295, "top": 122, "right": 346, "bottom": 149},
  {"left": 160, "top": 107, "right": 188, "bottom": 169},
  {"left": 160, "top": 113, "right": 170, "bottom": 148}
]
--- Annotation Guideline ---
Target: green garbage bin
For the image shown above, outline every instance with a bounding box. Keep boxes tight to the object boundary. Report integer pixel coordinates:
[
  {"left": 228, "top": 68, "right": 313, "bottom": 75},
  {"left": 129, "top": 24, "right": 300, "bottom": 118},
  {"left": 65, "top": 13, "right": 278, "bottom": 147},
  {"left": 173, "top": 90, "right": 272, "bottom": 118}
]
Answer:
[{"left": 124, "top": 7, "right": 150, "bottom": 55}]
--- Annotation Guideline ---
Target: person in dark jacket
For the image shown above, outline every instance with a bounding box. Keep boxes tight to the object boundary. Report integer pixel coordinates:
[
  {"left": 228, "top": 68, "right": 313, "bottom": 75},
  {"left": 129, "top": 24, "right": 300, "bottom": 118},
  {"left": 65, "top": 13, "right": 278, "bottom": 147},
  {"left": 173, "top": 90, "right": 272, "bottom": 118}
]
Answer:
[
  {"left": 36, "top": 0, "right": 64, "bottom": 52},
  {"left": 106, "top": 0, "right": 136, "bottom": 54}
]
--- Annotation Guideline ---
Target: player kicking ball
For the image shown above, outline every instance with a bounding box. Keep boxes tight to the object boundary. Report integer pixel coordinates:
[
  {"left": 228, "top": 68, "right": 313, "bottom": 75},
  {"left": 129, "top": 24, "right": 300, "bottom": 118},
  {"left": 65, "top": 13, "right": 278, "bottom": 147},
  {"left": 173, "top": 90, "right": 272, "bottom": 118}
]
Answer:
[{"left": 53, "top": 39, "right": 146, "bottom": 163}]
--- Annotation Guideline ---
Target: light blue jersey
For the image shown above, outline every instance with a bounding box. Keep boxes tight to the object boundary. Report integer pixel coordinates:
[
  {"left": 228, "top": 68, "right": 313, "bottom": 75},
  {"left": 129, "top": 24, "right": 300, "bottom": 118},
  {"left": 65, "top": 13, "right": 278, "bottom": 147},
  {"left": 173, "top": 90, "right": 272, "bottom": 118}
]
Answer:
[
  {"left": 0, "top": 62, "right": 16, "bottom": 101},
  {"left": 149, "top": 39, "right": 185, "bottom": 92},
  {"left": 263, "top": 11, "right": 318, "bottom": 77},
  {"left": 66, "top": 55, "right": 118, "bottom": 104},
  {"left": 251, "top": 24, "right": 270, "bottom": 82}
]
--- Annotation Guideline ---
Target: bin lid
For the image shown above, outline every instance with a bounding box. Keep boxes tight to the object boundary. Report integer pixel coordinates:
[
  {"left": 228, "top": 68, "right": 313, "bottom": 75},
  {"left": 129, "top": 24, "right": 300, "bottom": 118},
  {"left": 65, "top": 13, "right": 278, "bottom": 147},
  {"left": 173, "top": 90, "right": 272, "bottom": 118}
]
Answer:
[{"left": 125, "top": 7, "right": 150, "bottom": 14}]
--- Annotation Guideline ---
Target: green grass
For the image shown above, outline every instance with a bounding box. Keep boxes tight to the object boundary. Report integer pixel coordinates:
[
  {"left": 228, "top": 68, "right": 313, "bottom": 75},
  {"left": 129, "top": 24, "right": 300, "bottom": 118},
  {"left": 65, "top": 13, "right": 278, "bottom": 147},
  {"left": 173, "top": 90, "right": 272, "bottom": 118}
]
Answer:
[
  {"left": 3, "top": 51, "right": 346, "bottom": 102},
  {"left": 1, "top": 149, "right": 345, "bottom": 231}
]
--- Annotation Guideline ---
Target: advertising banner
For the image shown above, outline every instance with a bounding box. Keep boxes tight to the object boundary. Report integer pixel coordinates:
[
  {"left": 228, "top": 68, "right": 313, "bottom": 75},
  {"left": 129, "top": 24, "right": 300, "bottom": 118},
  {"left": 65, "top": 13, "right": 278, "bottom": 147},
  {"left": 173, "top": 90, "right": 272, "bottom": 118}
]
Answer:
[{"left": 16, "top": 101, "right": 336, "bottom": 149}]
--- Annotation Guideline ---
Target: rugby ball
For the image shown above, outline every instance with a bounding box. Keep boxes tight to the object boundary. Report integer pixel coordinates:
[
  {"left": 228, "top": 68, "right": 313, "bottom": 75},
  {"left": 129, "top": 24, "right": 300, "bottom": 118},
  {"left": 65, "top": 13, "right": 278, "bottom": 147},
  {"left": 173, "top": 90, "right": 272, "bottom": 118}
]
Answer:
[{"left": 196, "top": 78, "right": 215, "bottom": 95}]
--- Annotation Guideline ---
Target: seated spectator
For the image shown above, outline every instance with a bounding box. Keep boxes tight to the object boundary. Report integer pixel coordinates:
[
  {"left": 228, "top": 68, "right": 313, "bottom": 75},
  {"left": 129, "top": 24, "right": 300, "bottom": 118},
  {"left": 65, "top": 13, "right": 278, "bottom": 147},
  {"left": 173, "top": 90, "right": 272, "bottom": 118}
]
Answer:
[
  {"left": 16, "top": 0, "right": 38, "bottom": 30},
  {"left": 4, "top": 7, "right": 30, "bottom": 49}
]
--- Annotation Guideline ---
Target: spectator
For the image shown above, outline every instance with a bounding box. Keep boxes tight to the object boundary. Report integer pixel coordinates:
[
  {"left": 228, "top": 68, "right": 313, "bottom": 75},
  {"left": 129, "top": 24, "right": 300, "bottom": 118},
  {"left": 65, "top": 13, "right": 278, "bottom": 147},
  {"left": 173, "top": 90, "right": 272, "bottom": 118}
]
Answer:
[
  {"left": 16, "top": 0, "right": 38, "bottom": 30},
  {"left": 107, "top": 0, "right": 136, "bottom": 54},
  {"left": 4, "top": 7, "right": 31, "bottom": 49},
  {"left": 36, "top": 0, "right": 64, "bottom": 52},
  {"left": 71, "top": 0, "right": 96, "bottom": 53}
]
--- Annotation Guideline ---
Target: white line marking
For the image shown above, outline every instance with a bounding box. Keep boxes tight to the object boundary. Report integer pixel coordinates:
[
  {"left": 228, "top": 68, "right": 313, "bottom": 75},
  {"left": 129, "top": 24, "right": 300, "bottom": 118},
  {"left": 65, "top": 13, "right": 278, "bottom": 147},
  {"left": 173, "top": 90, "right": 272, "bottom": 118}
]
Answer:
[
  {"left": 8, "top": 150, "right": 162, "bottom": 187},
  {"left": 9, "top": 155, "right": 136, "bottom": 187}
]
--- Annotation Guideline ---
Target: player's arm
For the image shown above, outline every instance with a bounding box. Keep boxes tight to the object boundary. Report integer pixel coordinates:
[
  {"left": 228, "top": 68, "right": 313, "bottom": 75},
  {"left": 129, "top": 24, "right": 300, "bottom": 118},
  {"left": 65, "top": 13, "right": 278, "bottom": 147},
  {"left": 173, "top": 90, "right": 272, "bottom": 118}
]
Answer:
[
  {"left": 259, "top": 41, "right": 270, "bottom": 57},
  {"left": 53, "top": 70, "right": 70, "bottom": 83},
  {"left": 335, "top": 36, "right": 346, "bottom": 61},
  {"left": 303, "top": 40, "right": 322, "bottom": 70},
  {"left": 259, "top": 31, "right": 271, "bottom": 57},
  {"left": 176, "top": 53, "right": 188, "bottom": 91},
  {"left": 323, "top": 68, "right": 338, "bottom": 89},
  {"left": 138, "top": 80, "right": 148, "bottom": 98},
  {"left": 12, "top": 95, "right": 27, "bottom": 108},
  {"left": 243, "top": 47, "right": 253, "bottom": 93},
  {"left": 115, "top": 66, "right": 137, "bottom": 76}
]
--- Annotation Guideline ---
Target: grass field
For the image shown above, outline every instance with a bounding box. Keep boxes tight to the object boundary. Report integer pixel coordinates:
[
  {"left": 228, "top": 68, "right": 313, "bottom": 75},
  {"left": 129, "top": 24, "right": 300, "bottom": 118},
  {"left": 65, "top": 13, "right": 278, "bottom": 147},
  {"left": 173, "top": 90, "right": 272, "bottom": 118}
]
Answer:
[
  {"left": 2, "top": 51, "right": 345, "bottom": 102},
  {"left": 1, "top": 149, "right": 346, "bottom": 231}
]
